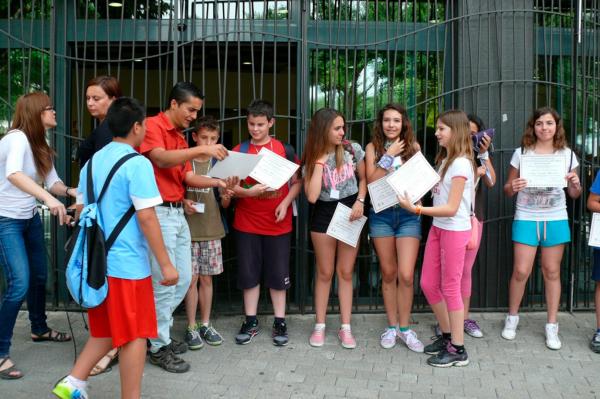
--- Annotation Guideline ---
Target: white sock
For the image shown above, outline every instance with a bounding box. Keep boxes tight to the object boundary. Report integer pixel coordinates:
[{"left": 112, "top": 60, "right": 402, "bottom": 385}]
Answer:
[
  {"left": 202, "top": 321, "right": 209, "bottom": 327},
  {"left": 66, "top": 375, "right": 87, "bottom": 390},
  {"left": 314, "top": 323, "right": 326, "bottom": 331},
  {"left": 340, "top": 323, "right": 351, "bottom": 331}
]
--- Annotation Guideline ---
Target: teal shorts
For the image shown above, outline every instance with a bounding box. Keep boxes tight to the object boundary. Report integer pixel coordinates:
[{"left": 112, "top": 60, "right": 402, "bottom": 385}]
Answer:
[{"left": 512, "top": 220, "right": 570, "bottom": 247}]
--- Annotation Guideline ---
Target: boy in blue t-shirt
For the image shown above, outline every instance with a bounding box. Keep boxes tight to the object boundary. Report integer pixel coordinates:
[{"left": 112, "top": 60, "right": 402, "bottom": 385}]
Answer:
[
  {"left": 588, "top": 171, "right": 600, "bottom": 353},
  {"left": 53, "top": 98, "right": 178, "bottom": 399}
]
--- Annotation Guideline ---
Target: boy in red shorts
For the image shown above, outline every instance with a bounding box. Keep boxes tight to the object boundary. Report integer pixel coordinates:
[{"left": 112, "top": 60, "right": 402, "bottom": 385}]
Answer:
[{"left": 53, "top": 97, "right": 178, "bottom": 399}]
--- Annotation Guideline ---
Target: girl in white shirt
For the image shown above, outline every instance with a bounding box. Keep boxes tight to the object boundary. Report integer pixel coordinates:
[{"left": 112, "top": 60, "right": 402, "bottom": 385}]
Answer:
[
  {"left": 0, "top": 92, "right": 76, "bottom": 380},
  {"left": 398, "top": 110, "right": 476, "bottom": 368},
  {"left": 502, "top": 107, "right": 581, "bottom": 350}
]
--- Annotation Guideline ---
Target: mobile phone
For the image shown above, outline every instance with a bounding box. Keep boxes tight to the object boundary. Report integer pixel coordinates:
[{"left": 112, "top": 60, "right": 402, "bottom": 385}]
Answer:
[{"left": 472, "top": 128, "right": 495, "bottom": 152}]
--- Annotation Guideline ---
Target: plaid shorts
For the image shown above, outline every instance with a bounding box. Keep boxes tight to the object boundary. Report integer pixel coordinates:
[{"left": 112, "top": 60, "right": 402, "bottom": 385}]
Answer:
[{"left": 191, "top": 240, "right": 224, "bottom": 276}]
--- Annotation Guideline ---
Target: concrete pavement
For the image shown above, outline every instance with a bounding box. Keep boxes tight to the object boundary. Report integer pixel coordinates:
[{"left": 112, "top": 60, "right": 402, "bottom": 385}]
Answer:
[{"left": 3, "top": 311, "right": 600, "bottom": 398}]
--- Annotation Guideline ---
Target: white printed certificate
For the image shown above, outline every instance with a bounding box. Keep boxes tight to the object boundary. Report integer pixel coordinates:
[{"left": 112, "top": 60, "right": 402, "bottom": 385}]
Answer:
[
  {"left": 368, "top": 176, "right": 399, "bottom": 213},
  {"left": 520, "top": 154, "right": 567, "bottom": 188},
  {"left": 326, "top": 203, "right": 368, "bottom": 248},
  {"left": 589, "top": 213, "right": 600, "bottom": 247},
  {"left": 385, "top": 151, "right": 440, "bottom": 203},
  {"left": 249, "top": 147, "right": 299, "bottom": 190},
  {"left": 208, "top": 150, "right": 262, "bottom": 179}
]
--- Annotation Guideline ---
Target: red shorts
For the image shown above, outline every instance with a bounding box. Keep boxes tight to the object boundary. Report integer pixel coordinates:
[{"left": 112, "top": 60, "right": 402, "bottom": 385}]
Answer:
[{"left": 88, "top": 276, "right": 157, "bottom": 348}]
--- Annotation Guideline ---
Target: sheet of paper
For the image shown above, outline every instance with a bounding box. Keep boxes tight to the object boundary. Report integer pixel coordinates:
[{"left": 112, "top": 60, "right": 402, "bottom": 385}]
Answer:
[
  {"left": 249, "top": 147, "right": 299, "bottom": 190},
  {"left": 326, "top": 203, "right": 368, "bottom": 248},
  {"left": 208, "top": 150, "right": 262, "bottom": 179},
  {"left": 368, "top": 175, "right": 399, "bottom": 213},
  {"left": 385, "top": 151, "right": 440, "bottom": 203},
  {"left": 520, "top": 154, "right": 567, "bottom": 188},
  {"left": 589, "top": 213, "right": 600, "bottom": 247}
]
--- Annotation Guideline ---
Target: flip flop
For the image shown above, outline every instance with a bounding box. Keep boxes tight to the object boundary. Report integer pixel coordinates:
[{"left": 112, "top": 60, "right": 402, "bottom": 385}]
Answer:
[
  {"left": 89, "top": 348, "right": 119, "bottom": 377},
  {"left": 31, "top": 329, "right": 72, "bottom": 342},
  {"left": 0, "top": 357, "right": 24, "bottom": 380}
]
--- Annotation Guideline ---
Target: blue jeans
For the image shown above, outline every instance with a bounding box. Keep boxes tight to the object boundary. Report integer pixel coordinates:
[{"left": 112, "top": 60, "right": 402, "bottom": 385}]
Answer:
[
  {"left": 148, "top": 206, "right": 192, "bottom": 351},
  {"left": 0, "top": 214, "right": 49, "bottom": 357}
]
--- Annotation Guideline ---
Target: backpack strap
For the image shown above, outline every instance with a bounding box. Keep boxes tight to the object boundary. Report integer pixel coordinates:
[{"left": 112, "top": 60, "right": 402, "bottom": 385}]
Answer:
[
  {"left": 105, "top": 206, "right": 136, "bottom": 252},
  {"left": 87, "top": 154, "right": 96, "bottom": 203},
  {"left": 87, "top": 152, "right": 140, "bottom": 253},
  {"left": 97, "top": 153, "right": 140, "bottom": 204}
]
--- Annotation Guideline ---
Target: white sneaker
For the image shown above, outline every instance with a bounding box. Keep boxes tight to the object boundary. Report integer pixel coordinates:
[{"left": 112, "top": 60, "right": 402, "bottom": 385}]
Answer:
[
  {"left": 380, "top": 328, "right": 397, "bottom": 349},
  {"left": 501, "top": 314, "right": 519, "bottom": 340},
  {"left": 397, "top": 329, "right": 424, "bottom": 353},
  {"left": 545, "top": 323, "right": 562, "bottom": 350}
]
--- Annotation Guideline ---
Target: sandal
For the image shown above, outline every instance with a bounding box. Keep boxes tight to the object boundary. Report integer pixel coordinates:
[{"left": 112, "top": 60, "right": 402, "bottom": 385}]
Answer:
[
  {"left": 31, "top": 329, "right": 72, "bottom": 342},
  {"left": 0, "top": 357, "right": 23, "bottom": 380},
  {"left": 89, "top": 348, "right": 119, "bottom": 377}
]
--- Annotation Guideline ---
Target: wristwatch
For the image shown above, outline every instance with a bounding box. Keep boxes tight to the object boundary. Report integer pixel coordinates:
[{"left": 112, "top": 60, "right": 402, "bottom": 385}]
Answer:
[{"left": 356, "top": 198, "right": 365, "bottom": 203}]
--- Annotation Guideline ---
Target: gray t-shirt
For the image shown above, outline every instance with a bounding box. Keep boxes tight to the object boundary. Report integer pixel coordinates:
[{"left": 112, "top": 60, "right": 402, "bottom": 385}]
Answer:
[{"left": 318, "top": 142, "right": 365, "bottom": 202}]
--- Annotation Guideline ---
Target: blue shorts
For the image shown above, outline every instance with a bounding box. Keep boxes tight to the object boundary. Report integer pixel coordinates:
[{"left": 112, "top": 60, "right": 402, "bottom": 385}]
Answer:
[
  {"left": 511, "top": 219, "right": 570, "bottom": 247},
  {"left": 368, "top": 206, "right": 421, "bottom": 239},
  {"left": 591, "top": 250, "right": 600, "bottom": 281}
]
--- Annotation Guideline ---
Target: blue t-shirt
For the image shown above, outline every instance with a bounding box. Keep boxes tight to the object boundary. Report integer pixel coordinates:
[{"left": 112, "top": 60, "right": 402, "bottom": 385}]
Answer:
[
  {"left": 592, "top": 172, "right": 600, "bottom": 196},
  {"left": 77, "top": 141, "right": 162, "bottom": 279},
  {"left": 591, "top": 172, "right": 600, "bottom": 252}
]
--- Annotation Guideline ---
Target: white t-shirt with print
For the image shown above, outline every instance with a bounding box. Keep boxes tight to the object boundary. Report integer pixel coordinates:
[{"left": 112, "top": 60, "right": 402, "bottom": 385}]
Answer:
[
  {"left": 432, "top": 157, "right": 474, "bottom": 231},
  {"left": 510, "top": 147, "right": 578, "bottom": 221},
  {"left": 0, "top": 130, "right": 61, "bottom": 219}
]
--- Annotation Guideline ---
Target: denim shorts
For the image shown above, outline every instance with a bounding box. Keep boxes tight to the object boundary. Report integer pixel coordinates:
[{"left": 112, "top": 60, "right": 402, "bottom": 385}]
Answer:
[
  {"left": 368, "top": 206, "right": 421, "bottom": 239},
  {"left": 511, "top": 219, "right": 570, "bottom": 247}
]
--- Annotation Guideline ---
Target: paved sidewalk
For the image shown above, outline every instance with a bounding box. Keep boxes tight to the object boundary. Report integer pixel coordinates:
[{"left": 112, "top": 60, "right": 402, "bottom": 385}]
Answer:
[{"left": 3, "top": 311, "right": 600, "bottom": 398}]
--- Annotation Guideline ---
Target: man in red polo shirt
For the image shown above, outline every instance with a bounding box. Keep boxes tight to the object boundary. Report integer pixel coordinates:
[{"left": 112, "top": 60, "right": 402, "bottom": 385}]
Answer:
[{"left": 140, "top": 82, "right": 227, "bottom": 373}]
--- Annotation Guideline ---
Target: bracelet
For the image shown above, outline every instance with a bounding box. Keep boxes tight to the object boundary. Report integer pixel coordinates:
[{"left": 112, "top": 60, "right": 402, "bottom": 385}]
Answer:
[
  {"left": 414, "top": 204, "right": 422, "bottom": 215},
  {"left": 377, "top": 154, "right": 394, "bottom": 170},
  {"left": 65, "top": 187, "right": 71, "bottom": 196},
  {"left": 356, "top": 197, "right": 365, "bottom": 204}
]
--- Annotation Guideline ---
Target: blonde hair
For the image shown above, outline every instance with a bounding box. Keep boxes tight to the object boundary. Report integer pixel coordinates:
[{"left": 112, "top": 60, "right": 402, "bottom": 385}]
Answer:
[{"left": 435, "top": 110, "right": 476, "bottom": 179}]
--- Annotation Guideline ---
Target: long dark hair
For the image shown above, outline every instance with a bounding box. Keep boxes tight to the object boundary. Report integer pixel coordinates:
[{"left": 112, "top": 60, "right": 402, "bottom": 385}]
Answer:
[
  {"left": 521, "top": 107, "right": 567, "bottom": 150},
  {"left": 371, "top": 103, "right": 418, "bottom": 162},
  {"left": 302, "top": 108, "right": 346, "bottom": 180},
  {"left": 10, "top": 92, "right": 55, "bottom": 178}
]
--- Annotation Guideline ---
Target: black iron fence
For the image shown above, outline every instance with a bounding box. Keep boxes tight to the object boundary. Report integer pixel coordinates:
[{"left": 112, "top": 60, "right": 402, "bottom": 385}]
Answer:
[{"left": 1, "top": 0, "right": 599, "bottom": 313}]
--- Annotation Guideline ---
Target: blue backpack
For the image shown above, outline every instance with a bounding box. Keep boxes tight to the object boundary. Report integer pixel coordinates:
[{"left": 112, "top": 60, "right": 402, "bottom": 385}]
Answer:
[{"left": 65, "top": 153, "right": 139, "bottom": 308}]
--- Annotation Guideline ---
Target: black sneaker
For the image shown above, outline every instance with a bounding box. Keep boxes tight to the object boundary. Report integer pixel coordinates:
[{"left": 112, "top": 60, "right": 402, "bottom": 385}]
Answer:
[
  {"left": 149, "top": 346, "right": 190, "bottom": 373},
  {"left": 590, "top": 332, "right": 600, "bottom": 353},
  {"left": 168, "top": 338, "right": 188, "bottom": 354},
  {"left": 424, "top": 335, "right": 448, "bottom": 355},
  {"left": 426, "top": 345, "right": 469, "bottom": 368},
  {"left": 272, "top": 321, "right": 289, "bottom": 346},
  {"left": 235, "top": 319, "right": 259, "bottom": 345}
]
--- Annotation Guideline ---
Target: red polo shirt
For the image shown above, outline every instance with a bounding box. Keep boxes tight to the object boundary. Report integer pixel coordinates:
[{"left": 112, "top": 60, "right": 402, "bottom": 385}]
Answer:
[{"left": 139, "top": 112, "right": 192, "bottom": 202}]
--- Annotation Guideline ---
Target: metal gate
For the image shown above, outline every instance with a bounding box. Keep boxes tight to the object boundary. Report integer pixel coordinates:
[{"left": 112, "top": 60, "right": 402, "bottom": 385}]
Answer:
[{"left": 1, "top": 1, "right": 599, "bottom": 313}]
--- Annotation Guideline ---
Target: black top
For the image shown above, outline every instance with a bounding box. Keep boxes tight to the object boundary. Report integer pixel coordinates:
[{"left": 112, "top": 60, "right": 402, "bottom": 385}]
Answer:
[
  {"left": 473, "top": 156, "right": 486, "bottom": 221},
  {"left": 77, "top": 120, "right": 113, "bottom": 166}
]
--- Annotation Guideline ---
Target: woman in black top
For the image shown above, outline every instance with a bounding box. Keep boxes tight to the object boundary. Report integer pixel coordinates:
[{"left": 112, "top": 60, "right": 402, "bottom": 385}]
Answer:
[
  {"left": 77, "top": 76, "right": 121, "bottom": 375},
  {"left": 77, "top": 76, "right": 121, "bottom": 166}
]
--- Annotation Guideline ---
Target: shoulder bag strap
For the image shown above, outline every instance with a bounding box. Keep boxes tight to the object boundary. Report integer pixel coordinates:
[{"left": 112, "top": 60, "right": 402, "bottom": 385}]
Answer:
[{"left": 97, "top": 152, "right": 140, "bottom": 203}]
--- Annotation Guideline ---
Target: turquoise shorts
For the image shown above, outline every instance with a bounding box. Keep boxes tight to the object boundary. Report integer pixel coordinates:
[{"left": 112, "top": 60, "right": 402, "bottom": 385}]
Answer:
[{"left": 511, "top": 219, "right": 570, "bottom": 247}]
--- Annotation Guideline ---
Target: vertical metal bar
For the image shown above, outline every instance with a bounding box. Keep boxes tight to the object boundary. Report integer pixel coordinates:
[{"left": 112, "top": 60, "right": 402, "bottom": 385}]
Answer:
[{"left": 567, "top": 0, "right": 580, "bottom": 312}]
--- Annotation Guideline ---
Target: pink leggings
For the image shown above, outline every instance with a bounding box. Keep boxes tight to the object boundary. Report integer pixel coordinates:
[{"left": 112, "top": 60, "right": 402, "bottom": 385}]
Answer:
[
  {"left": 420, "top": 226, "right": 471, "bottom": 312},
  {"left": 462, "top": 220, "right": 484, "bottom": 298}
]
